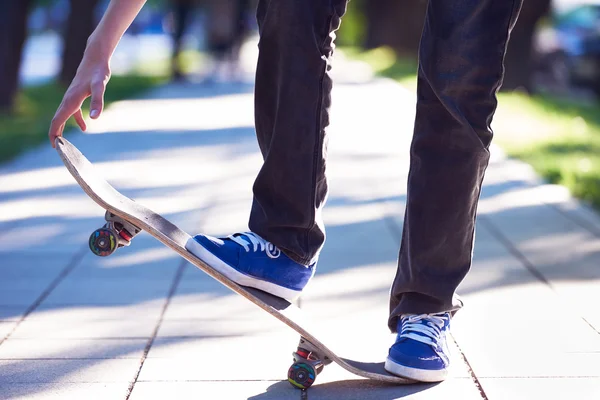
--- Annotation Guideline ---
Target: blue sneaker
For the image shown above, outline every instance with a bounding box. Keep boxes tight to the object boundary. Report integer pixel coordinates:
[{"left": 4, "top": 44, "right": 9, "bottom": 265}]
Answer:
[
  {"left": 385, "top": 312, "right": 451, "bottom": 382},
  {"left": 185, "top": 232, "right": 315, "bottom": 300}
]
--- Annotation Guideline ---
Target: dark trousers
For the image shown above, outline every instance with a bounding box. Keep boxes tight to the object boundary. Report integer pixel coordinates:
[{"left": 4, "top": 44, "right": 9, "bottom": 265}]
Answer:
[{"left": 249, "top": 0, "right": 523, "bottom": 332}]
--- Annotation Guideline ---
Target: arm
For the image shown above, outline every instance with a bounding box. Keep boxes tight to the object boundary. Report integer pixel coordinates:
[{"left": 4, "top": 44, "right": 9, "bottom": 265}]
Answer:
[{"left": 49, "top": 0, "right": 147, "bottom": 147}]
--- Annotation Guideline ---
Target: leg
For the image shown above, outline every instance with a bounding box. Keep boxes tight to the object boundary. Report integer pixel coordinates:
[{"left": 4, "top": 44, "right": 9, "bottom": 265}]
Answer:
[
  {"left": 385, "top": 0, "right": 523, "bottom": 383},
  {"left": 249, "top": 0, "right": 348, "bottom": 266},
  {"left": 389, "top": 0, "right": 523, "bottom": 328},
  {"left": 185, "top": 0, "right": 348, "bottom": 300}
]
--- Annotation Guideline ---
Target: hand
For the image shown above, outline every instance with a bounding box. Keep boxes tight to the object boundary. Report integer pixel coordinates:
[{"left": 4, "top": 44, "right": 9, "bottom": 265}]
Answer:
[{"left": 49, "top": 52, "right": 111, "bottom": 148}]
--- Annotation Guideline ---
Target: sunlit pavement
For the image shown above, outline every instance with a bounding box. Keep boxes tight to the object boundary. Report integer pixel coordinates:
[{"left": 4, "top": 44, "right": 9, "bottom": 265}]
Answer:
[{"left": 2, "top": 52, "right": 600, "bottom": 399}]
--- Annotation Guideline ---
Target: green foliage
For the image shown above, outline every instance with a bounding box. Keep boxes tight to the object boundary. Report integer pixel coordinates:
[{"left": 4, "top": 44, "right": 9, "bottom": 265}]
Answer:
[
  {"left": 496, "top": 93, "right": 600, "bottom": 209},
  {"left": 0, "top": 74, "right": 167, "bottom": 163},
  {"left": 337, "top": 0, "right": 366, "bottom": 47}
]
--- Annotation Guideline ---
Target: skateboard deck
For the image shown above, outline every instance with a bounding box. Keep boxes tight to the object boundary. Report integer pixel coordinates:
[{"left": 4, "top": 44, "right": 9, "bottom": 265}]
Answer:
[{"left": 55, "top": 137, "right": 413, "bottom": 389}]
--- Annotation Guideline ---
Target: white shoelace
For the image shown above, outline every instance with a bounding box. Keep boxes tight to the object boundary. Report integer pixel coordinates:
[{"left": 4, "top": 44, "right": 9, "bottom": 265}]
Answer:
[
  {"left": 399, "top": 313, "right": 449, "bottom": 347},
  {"left": 229, "top": 232, "right": 281, "bottom": 259}
]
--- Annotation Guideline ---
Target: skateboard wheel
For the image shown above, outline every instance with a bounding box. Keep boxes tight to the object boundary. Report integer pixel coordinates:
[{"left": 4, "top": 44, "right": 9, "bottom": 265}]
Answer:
[
  {"left": 288, "top": 362, "right": 316, "bottom": 390},
  {"left": 89, "top": 228, "right": 118, "bottom": 257}
]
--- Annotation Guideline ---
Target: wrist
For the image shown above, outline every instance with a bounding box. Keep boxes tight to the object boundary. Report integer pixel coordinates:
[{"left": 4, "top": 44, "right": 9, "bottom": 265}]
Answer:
[{"left": 84, "top": 31, "right": 116, "bottom": 64}]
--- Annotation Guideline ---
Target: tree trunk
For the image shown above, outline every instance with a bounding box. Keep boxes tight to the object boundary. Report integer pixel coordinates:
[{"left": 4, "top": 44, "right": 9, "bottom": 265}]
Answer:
[
  {"left": 0, "top": 0, "right": 33, "bottom": 111},
  {"left": 501, "top": 0, "right": 551, "bottom": 92},
  {"left": 59, "top": 0, "right": 100, "bottom": 86},
  {"left": 364, "top": 0, "right": 427, "bottom": 58}
]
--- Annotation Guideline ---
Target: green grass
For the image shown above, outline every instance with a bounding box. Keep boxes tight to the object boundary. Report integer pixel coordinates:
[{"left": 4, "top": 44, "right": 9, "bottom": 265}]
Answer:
[
  {"left": 0, "top": 50, "right": 207, "bottom": 163},
  {"left": 494, "top": 93, "right": 600, "bottom": 208},
  {"left": 345, "top": 46, "right": 600, "bottom": 209},
  {"left": 0, "top": 74, "right": 167, "bottom": 163},
  {"left": 133, "top": 49, "right": 207, "bottom": 77}
]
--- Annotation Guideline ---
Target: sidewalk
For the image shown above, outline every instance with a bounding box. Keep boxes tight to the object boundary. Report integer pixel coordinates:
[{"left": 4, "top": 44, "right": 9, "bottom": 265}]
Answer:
[{"left": 1, "top": 58, "right": 600, "bottom": 399}]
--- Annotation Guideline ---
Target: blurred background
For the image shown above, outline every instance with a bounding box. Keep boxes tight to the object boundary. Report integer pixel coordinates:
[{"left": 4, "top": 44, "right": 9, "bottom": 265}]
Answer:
[{"left": 1, "top": 0, "right": 600, "bottom": 210}]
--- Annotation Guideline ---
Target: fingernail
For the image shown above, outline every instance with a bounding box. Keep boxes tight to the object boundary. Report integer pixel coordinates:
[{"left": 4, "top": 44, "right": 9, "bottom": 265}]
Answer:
[{"left": 90, "top": 109, "right": 99, "bottom": 118}]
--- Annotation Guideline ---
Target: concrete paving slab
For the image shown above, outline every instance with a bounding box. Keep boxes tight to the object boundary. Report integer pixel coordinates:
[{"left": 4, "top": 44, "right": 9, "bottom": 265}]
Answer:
[
  {"left": 0, "top": 252, "right": 73, "bottom": 280},
  {"left": 309, "top": 378, "right": 482, "bottom": 400},
  {"left": 160, "top": 278, "right": 294, "bottom": 338},
  {"left": 0, "top": 141, "right": 222, "bottom": 254},
  {"left": 0, "top": 252, "right": 75, "bottom": 307},
  {"left": 12, "top": 303, "right": 163, "bottom": 339},
  {"left": 140, "top": 333, "right": 298, "bottom": 381},
  {"left": 0, "top": 305, "right": 28, "bottom": 321},
  {"left": 156, "top": 315, "right": 287, "bottom": 338},
  {"left": 483, "top": 149, "right": 600, "bottom": 235},
  {"left": 0, "top": 281, "right": 53, "bottom": 307},
  {"left": 453, "top": 227, "right": 600, "bottom": 378},
  {"left": 485, "top": 231, "right": 600, "bottom": 336},
  {"left": 0, "top": 338, "right": 146, "bottom": 359},
  {"left": 67, "top": 247, "right": 182, "bottom": 281},
  {"left": 129, "top": 381, "right": 295, "bottom": 400},
  {"left": 11, "top": 318, "right": 156, "bottom": 339},
  {"left": 478, "top": 159, "right": 600, "bottom": 334},
  {"left": 27, "top": 301, "right": 165, "bottom": 321},
  {"left": 554, "top": 198, "right": 600, "bottom": 236},
  {"left": 0, "top": 322, "right": 16, "bottom": 340},
  {"left": 0, "top": 204, "right": 99, "bottom": 255},
  {"left": 314, "top": 229, "right": 400, "bottom": 275},
  {"left": 41, "top": 278, "right": 172, "bottom": 305},
  {"left": 0, "top": 358, "right": 140, "bottom": 383},
  {"left": 163, "top": 290, "right": 270, "bottom": 321},
  {"left": 171, "top": 266, "right": 231, "bottom": 289},
  {"left": 3, "top": 49, "right": 600, "bottom": 400},
  {"left": 478, "top": 377, "right": 600, "bottom": 400},
  {"left": 0, "top": 382, "right": 129, "bottom": 400}
]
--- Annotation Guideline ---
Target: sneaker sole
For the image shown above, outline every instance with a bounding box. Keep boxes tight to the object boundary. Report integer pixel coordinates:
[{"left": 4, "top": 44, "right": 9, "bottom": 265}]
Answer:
[
  {"left": 384, "top": 357, "right": 448, "bottom": 383},
  {"left": 185, "top": 237, "right": 301, "bottom": 301}
]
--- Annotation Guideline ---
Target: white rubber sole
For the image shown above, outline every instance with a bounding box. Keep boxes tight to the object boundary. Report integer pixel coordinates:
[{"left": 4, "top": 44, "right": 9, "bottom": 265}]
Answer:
[
  {"left": 384, "top": 357, "right": 449, "bottom": 383},
  {"left": 185, "top": 237, "right": 301, "bottom": 301}
]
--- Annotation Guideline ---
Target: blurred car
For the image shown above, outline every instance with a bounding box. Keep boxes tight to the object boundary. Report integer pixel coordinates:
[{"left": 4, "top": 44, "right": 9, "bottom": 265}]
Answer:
[{"left": 535, "top": 3, "right": 600, "bottom": 97}]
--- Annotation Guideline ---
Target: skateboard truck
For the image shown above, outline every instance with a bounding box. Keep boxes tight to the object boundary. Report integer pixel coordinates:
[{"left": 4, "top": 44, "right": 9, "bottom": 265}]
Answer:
[
  {"left": 89, "top": 211, "right": 141, "bottom": 256},
  {"left": 288, "top": 337, "right": 332, "bottom": 389}
]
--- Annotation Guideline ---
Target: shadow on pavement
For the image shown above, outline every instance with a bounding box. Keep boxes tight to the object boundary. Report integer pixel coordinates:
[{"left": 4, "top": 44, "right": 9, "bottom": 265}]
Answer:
[{"left": 1, "top": 78, "right": 599, "bottom": 399}]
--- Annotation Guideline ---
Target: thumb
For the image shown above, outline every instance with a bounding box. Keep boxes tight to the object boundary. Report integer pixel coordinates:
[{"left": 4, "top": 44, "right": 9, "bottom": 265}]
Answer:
[{"left": 89, "top": 80, "right": 106, "bottom": 119}]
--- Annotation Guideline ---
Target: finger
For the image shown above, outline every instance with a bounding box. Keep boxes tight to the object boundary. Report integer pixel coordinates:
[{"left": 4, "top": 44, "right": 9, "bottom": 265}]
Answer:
[
  {"left": 49, "top": 103, "right": 74, "bottom": 146},
  {"left": 89, "top": 80, "right": 106, "bottom": 119},
  {"left": 49, "top": 94, "right": 87, "bottom": 147},
  {"left": 49, "top": 121, "right": 65, "bottom": 149},
  {"left": 49, "top": 108, "right": 68, "bottom": 148},
  {"left": 74, "top": 109, "right": 87, "bottom": 131}
]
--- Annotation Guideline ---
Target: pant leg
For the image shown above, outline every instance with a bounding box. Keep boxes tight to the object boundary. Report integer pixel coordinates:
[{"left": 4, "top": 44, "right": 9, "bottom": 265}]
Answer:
[
  {"left": 388, "top": 0, "right": 523, "bottom": 331},
  {"left": 249, "top": 0, "right": 348, "bottom": 266}
]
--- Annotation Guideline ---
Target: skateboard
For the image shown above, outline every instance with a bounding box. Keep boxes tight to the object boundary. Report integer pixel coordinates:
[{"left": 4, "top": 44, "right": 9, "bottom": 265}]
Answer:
[{"left": 55, "top": 137, "right": 414, "bottom": 389}]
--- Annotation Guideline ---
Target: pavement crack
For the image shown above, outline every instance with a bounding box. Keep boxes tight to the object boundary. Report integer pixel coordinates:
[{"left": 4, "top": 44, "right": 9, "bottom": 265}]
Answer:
[
  {"left": 547, "top": 201, "right": 600, "bottom": 239},
  {"left": 300, "top": 388, "right": 308, "bottom": 400},
  {"left": 451, "top": 335, "right": 488, "bottom": 400},
  {"left": 479, "top": 216, "right": 552, "bottom": 286},
  {"left": 125, "top": 260, "right": 187, "bottom": 399},
  {"left": 479, "top": 216, "right": 600, "bottom": 337},
  {"left": 0, "top": 244, "right": 88, "bottom": 347}
]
